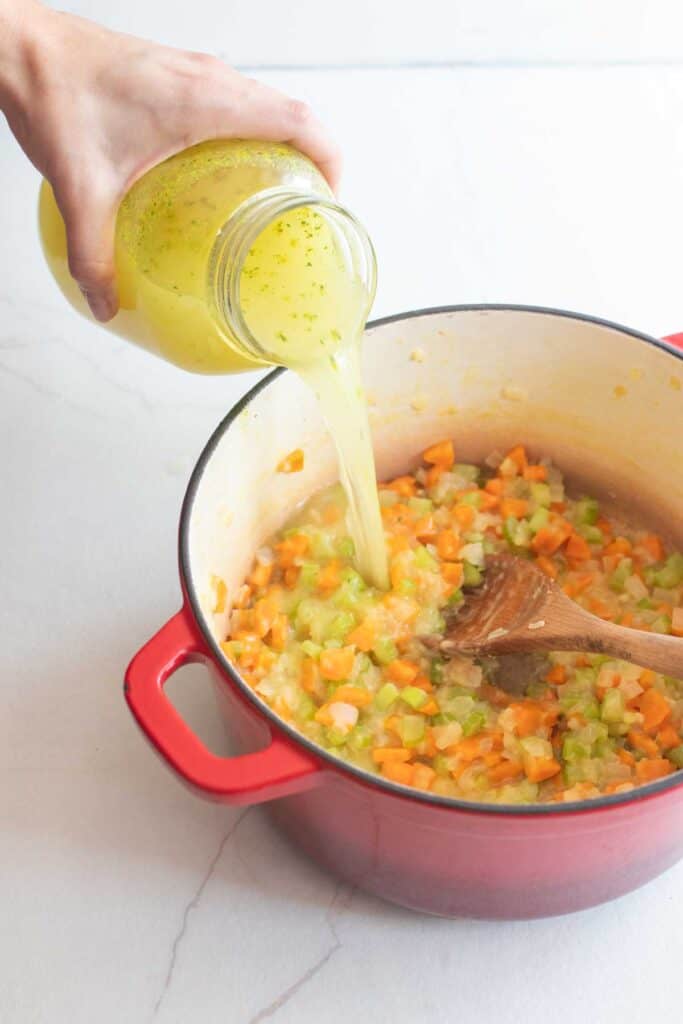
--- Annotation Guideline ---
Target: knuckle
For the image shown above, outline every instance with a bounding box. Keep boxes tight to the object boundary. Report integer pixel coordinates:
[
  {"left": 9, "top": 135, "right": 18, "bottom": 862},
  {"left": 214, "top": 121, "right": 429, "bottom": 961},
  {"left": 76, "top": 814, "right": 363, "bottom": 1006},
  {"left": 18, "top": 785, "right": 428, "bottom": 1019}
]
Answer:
[{"left": 286, "top": 99, "right": 313, "bottom": 127}]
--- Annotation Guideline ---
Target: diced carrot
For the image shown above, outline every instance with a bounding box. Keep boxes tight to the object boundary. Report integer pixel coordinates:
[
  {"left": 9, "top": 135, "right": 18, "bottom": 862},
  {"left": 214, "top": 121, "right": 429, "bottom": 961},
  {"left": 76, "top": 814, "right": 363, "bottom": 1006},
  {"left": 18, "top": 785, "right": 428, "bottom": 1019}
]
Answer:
[
  {"left": 509, "top": 701, "right": 544, "bottom": 737},
  {"left": 386, "top": 659, "right": 420, "bottom": 685},
  {"left": 500, "top": 498, "right": 530, "bottom": 519},
  {"left": 418, "top": 699, "right": 440, "bottom": 716},
  {"left": 301, "top": 658, "right": 321, "bottom": 696},
  {"left": 523, "top": 464, "right": 547, "bottom": 482},
  {"left": 436, "top": 529, "right": 460, "bottom": 560},
  {"left": 383, "top": 762, "right": 416, "bottom": 785},
  {"left": 252, "top": 596, "right": 280, "bottom": 638},
  {"left": 211, "top": 576, "right": 228, "bottom": 613},
  {"left": 423, "top": 439, "right": 455, "bottom": 468},
  {"left": 656, "top": 724, "right": 680, "bottom": 751},
  {"left": 411, "top": 674, "right": 434, "bottom": 693},
  {"left": 639, "top": 669, "right": 657, "bottom": 690},
  {"left": 639, "top": 534, "right": 665, "bottom": 562},
  {"left": 346, "top": 622, "right": 376, "bottom": 652},
  {"left": 269, "top": 613, "right": 288, "bottom": 651},
  {"left": 235, "top": 634, "right": 262, "bottom": 671},
  {"left": 620, "top": 611, "right": 635, "bottom": 628},
  {"left": 488, "top": 759, "right": 524, "bottom": 784},
  {"left": 249, "top": 561, "right": 273, "bottom": 589},
  {"left": 441, "top": 562, "right": 464, "bottom": 589},
  {"left": 275, "top": 533, "right": 310, "bottom": 567},
  {"left": 531, "top": 520, "right": 572, "bottom": 555},
  {"left": 477, "top": 490, "right": 500, "bottom": 511},
  {"left": 672, "top": 607, "right": 683, "bottom": 638},
  {"left": 604, "top": 537, "right": 632, "bottom": 558},
  {"left": 372, "top": 747, "right": 413, "bottom": 765},
  {"left": 505, "top": 445, "right": 528, "bottom": 473},
  {"left": 589, "top": 598, "right": 614, "bottom": 621},
  {"left": 628, "top": 730, "right": 660, "bottom": 758},
  {"left": 634, "top": 688, "right": 671, "bottom": 734},
  {"left": 425, "top": 465, "right": 444, "bottom": 489},
  {"left": 550, "top": 502, "right": 567, "bottom": 514},
  {"left": 387, "top": 534, "right": 410, "bottom": 556},
  {"left": 453, "top": 505, "right": 475, "bottom": 529},
  {"left": 635, "top": 758, "right": 674, "bottom": 783},
  {"left": 412, "top": 764, "right": 437, "bottom": 790},
  {"left": 276, "top": 448, "right": 304, "bottom": 474},
  {"left": 314, "top": 703, "right": 334, "bottom": 726},
  {"left": 283, "top": 566, "right": 300, "bottom": 589},
  {"left": 535, "top": 555, "right": 558, "bottom": 579},
  {"left": 545, "top": 664, "right": 567, "bottom": 686},
  {"left": 415, "top": 515, "right": 437, "bottom": 541},
  {"left": 319, "top": 647, "right": 355, "bottom": 681},
  {"left": 523, "top": 754, "right": 562, "bottom": 783},
  {"left": 485, "top": 478, "right": 504, "bottom": 495},
  {"left": 385, "top": 475, "right": 417, "bottom": 497},
  {"left": 317, "top": 560, "right": 341, "bottom": 592},
  {"left": 332, "top": 684, "right": 372, "bottom": 707},
  {"left": 566, "top": 534, "right": 592, "bottom": 561},
  {"left": 616, "top": 747, "right": 636, "bottom": 767}
]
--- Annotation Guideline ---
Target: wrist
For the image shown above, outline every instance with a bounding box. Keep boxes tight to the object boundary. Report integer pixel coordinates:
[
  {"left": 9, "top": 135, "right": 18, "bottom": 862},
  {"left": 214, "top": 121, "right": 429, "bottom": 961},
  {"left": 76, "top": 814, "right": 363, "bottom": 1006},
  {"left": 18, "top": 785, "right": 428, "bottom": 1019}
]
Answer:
[{"left": 0, "top": 1, "right": 46, "bottom": 112}]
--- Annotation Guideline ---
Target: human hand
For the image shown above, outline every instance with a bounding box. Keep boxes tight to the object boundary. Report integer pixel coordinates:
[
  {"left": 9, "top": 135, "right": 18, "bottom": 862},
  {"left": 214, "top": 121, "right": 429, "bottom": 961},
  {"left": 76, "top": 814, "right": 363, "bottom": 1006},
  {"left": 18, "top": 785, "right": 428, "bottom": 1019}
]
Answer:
[{"left": 0, "top": 2, "right": 341, "bottom": 321}]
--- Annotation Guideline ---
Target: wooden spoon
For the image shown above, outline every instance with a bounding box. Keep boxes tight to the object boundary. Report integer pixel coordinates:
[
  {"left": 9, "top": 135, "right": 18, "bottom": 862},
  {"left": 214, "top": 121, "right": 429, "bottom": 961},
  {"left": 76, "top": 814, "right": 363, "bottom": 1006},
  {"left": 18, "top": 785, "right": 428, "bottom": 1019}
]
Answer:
[{"left": 438, "top": 553, "right": 683, "bottom": 679}]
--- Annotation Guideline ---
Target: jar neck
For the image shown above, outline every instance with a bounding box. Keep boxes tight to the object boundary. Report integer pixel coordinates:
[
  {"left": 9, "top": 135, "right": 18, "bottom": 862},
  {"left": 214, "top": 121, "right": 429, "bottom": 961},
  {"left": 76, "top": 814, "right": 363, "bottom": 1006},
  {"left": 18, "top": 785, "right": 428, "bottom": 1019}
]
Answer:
[{"left": 207, "top": 187, "right": 377, "bottom": 364}]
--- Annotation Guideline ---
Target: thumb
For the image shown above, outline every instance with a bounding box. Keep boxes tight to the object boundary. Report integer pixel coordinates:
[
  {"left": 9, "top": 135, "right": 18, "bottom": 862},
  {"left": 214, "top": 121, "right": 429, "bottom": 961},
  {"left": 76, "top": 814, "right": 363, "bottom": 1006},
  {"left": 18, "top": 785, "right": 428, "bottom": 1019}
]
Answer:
[{"left": 56, "top": 184, "right": 119, "bottom": 322}]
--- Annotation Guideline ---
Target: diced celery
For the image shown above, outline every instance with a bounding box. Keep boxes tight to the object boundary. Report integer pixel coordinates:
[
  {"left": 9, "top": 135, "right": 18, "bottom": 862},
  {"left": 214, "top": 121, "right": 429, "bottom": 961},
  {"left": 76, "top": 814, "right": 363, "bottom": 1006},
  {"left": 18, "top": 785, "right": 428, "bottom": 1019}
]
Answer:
[
  {"left": 447, "top": 588, "right": 464, "bottom": 606},
  {"left": 528, "top": 507, "right": 550, "bottom": 534},
  {"left": 449, "top": 695, "right": 476, "bottom": 721},
  {"left": 348, "top": 726, "right": 373, "bottom": 751},
  {"left": 668, "top": 745, "right": 683, "bottom": 768},
  {"left": 454, "top": 463, "right": 480, "bottom": 483},
  {"left": 654, "top": 553, "right": 683, "bottom": 588},
  {"left": 600, "top": 687, "right": 625, "bottom": 723},
  {"left": 299, "top": 562, "right": 320, "bottom": 588},
  {"left": 300, "top": 640, "right": 322, "bottom": 658},
  {"left": 650, "top": 615, "right": 672, "bottom": 635},
  {"left": 463, "top": 562, "right": 483, "bottom": 587},
  {"left": 325, "top": 611, "right": 356, "bottom": 642},
  {"left": 575, "top": 497, "right": 599, "bottom": 525},
  {"left": 373, "top": 637, "right": 398, "bottom": 665},
  {"left": 609, "top": 558, "right": 633, "bottom": 593},
  {"left": 462, "top": 710, "right": 487, "bottom": 736},
  {"left": 375, "top": 682, "right": 399, "bottom": 710},
  {"left": 336, "top": 536, "right": 355, "bottom": 560},
  {"left": 578, "top": 524, "right": 603, "bottom": 544},
  {"left": 400, "top": 715, "right": 425, "bottom": 746},
  {"left": 297, "top": 694, "right": 316, "bottom": 721},
  {"left": 530, "top": 482, "right": 552, "bottom": 508},
  {"left": 414, "top": 545, "right": 438, "bottom": 572},
  {"left": 483, "top": 539, "right": 497, "bottom": 555},
  {"left": 503, "top": 516, "right": 519, "bottom": 544},
  {"left": 458, "top": 492, "right": 482, "bottom": 509},
  {"left": 562, "top": 736, "right": 590, "bottom": 762},
  {"left": 398, "top": 578, "right": 417, "bottom": 597},
  {"left": 325, "top": 727, "right": 348, "bottom": 747},
  {"left": 309, "top": 531, "right": 337, "bottom": 559},
  {"left": 401, "top": 686, "right": 428, "bottom": 710},
  {"left": 408, "top": 496, "right": 433, "bottom": 516},
  {"left": 432, "top": 754, "right": 451, "bottom": 777}
]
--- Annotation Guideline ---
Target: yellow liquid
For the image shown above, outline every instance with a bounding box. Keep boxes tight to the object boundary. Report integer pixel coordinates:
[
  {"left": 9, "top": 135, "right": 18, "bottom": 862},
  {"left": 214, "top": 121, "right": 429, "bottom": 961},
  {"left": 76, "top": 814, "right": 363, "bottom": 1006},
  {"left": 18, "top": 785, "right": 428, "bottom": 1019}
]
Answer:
[{"left": 39, "top": 140, "right": 389, "bottom": 588}]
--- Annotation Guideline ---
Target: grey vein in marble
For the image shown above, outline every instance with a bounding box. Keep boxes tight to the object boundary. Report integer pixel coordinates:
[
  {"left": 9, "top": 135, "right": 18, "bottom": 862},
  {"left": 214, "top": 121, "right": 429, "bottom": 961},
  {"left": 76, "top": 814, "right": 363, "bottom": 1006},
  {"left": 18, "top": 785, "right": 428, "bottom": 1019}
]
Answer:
[
  {"left": 248, "top": 881, "right": 355, "bottom": 1024},
  {"left": 153, "top": 809, "right": 251, "bottom": 1018}
]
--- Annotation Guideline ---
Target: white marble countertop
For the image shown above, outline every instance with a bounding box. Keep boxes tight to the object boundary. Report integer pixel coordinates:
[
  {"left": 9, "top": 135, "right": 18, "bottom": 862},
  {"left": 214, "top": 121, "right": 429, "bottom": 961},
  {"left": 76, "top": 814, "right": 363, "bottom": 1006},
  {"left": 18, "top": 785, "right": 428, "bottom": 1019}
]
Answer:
[{"left": 2, "top": 5, "right": 683, "bottom": 1022}]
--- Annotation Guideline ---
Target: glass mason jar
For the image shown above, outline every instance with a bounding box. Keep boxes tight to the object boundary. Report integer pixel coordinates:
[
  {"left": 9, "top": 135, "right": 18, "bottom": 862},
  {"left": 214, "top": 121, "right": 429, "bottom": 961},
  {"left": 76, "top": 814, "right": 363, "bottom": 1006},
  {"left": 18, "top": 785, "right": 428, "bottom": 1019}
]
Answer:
[{"left": 38, "top": 140, "right": 377, "bottom": 374}]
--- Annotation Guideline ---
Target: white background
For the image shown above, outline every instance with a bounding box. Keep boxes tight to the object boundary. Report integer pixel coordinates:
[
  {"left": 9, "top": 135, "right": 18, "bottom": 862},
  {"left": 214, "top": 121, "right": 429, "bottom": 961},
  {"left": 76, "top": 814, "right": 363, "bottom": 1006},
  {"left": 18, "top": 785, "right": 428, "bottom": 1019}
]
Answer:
[{"left": 2, "top": 3, "right": 683, "bottom": 1022}]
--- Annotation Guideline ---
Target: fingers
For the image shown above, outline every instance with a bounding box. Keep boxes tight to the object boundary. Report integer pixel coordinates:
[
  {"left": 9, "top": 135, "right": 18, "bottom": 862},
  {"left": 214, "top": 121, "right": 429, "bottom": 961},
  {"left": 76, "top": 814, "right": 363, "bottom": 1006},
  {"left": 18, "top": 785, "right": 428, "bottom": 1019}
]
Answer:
[
  {"left": 55, "top": 184, "right": 119, "bottom": 321},
  {"left": 220, "top": 76, "right": 343, "bottom": 192}
]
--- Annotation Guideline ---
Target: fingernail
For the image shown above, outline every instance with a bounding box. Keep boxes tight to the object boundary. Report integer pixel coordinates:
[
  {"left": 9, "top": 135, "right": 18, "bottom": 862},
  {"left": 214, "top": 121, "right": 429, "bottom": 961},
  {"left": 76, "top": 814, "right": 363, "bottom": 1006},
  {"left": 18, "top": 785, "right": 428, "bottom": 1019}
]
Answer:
[{"left": 84, "top": 292, "right": 115, "bottom": 322}]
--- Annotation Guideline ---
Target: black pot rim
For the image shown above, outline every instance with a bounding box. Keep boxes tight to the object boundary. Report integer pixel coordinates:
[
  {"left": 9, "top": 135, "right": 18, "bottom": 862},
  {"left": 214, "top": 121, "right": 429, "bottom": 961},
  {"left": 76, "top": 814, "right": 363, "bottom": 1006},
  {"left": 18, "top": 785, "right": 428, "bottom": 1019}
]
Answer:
[{"left": 179, "top": 303, "right": 683, "bottom": 817}]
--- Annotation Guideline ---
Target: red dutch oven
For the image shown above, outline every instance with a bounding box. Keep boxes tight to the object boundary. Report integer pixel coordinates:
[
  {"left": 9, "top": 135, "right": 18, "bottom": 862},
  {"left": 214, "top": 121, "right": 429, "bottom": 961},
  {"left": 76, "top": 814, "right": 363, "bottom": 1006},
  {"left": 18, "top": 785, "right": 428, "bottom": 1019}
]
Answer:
[{"left": 125, "top": 306, "right": 683, "bottom": 919}]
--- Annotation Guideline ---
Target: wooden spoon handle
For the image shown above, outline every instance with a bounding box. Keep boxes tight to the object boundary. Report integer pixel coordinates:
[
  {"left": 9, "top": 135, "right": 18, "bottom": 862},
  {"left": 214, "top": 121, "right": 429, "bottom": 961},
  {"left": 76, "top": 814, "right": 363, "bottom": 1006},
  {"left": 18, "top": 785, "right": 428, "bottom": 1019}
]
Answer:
[{"left": 582, "top": 619, "right": 683, "bottom": 679}]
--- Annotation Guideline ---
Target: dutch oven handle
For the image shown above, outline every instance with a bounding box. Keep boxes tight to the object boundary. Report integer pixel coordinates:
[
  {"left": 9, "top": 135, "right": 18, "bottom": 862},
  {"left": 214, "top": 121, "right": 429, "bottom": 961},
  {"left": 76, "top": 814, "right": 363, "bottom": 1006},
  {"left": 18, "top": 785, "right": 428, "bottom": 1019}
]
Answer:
[
  {"left": 124, "top": 607, "right": 321, "bottom": 804},
  {"left": 663, "top": 332, "right": 683, "bottom": 349}
]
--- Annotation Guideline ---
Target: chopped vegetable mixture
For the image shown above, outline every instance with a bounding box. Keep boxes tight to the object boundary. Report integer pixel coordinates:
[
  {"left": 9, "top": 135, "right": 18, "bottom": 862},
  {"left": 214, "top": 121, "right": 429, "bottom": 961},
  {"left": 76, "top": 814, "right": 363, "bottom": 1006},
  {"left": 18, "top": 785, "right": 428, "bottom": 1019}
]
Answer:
[{"left": 221, "top": 442, "right": 683, "bottom": 804}]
